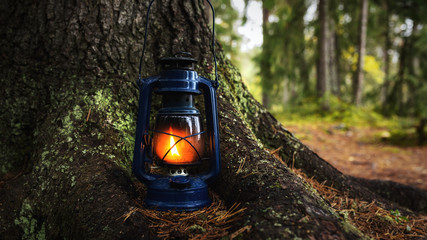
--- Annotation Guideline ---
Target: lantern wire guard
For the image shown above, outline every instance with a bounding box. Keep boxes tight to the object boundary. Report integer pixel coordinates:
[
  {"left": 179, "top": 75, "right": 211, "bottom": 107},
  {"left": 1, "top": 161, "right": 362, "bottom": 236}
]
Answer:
[
  {"left": 152, "top": 130, "right": 205, "bottom": 163},
  {"left": 133, "top": 0, "right": 221, "bottom": 211}
]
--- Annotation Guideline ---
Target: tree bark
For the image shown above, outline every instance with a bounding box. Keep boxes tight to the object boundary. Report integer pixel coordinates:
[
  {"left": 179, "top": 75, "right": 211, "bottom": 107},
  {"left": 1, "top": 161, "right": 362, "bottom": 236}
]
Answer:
[
  {"left": 353, "top": 0, "right": 368, "bottom": 106},
  {"left": 0, "top": 0, "right": 426, "bottom": 239}
]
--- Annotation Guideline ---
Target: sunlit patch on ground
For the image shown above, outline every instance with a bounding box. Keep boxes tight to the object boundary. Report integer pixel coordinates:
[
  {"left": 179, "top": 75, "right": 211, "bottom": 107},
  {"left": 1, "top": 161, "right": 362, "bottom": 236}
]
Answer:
[
  {"left": 293, "top": 168, "right": 427, "bottom": 239},
  {"left": 286, "top": 123, "right": 427, "bottom": 190}
]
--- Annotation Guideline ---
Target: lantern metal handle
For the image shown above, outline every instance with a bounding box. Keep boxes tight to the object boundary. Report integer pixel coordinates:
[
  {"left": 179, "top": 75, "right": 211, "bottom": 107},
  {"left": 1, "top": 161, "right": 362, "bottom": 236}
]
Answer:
[{"left": 138, "top": 0, "right": 219, "bottom": 88}]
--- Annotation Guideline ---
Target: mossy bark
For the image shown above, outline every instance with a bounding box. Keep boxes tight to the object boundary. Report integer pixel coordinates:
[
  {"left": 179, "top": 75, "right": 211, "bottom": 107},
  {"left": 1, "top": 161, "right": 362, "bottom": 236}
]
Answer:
[{"left": 0, "top": 0, "right": 425, "bottom": 239}]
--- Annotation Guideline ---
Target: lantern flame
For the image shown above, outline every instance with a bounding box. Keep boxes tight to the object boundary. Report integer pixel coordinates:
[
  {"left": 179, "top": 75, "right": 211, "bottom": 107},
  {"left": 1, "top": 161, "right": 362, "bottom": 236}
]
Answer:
[
  {"left": 153, "top": 123, "right": 203, "bottom": 165},
  {"left": 169, "top": 135, "right": 180, "bottom": 156}
]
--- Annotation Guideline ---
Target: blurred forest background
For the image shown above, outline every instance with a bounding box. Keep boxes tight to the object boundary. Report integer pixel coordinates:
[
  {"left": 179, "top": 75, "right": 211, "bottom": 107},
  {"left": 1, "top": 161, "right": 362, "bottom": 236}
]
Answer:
[
  {"left": 214, "top": 0, "right": 427, "bottom": 142},
  {"left": 213, "top": 0, "right": 427, "bottom": 188}
]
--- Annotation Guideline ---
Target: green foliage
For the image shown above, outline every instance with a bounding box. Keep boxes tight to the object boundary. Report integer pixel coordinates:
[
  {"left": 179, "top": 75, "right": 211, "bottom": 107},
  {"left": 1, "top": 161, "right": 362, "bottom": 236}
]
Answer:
[
  {"left": 274, "top": 96, "right": 386, "bottom": 127},
  {"left": 213, "top": 0, "right": 241, "bottom": 61},
  {"left": 272, "top": 95, "right": 425, "bottom": 146},
  {"left": 389, "top": 210, "right": 409, "bottom": 224},
  {"left": 239, "top": 48, "right": 263, "bottom": 102},
  {"left": 380, "top": 118, "right": 425, "bottom": 147}
]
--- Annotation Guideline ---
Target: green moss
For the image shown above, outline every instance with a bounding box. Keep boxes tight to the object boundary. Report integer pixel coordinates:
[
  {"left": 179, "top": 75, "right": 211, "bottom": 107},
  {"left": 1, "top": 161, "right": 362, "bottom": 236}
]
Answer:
[
  {"left": 72, "top": 105, "right": 84, "bottom": 121},
  {"left": 188, "top": 224, "right": 206, "bottom": 233},
  {"left": 84, "top": 88, "right": 136, "bottom": 172},
  {"left": 340, "top": 220, "right": 366, "bottom": 239},
  {"left": 71, "top": 176, "right": 76, "bottom": 187},
  {"left": 14, "top": 200, "right": 46, "bottom": 240}
]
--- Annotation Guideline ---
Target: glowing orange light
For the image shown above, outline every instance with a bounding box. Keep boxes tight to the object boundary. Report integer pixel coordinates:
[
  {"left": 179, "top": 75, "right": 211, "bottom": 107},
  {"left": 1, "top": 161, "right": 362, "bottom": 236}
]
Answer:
[
  {"left": 169, "top": 135, "right": 180, "bottom": 156},
  {"left": 153, "top": 126, "right": 202, "bottom": 165}
]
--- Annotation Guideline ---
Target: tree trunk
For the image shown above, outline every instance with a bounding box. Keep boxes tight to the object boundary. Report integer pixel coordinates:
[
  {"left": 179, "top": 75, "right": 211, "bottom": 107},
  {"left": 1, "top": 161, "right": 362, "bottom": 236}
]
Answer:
[
  {"left": 404, "top": 21, "right": 418, "bottom": 116},
  {"left": 317, "top": 0, "right": 329, "bottom": 98},
  {"left": 295, "top": 1, "right": 310, "bottom": 97},
  {"left": 397, "top": 36, "right": 408, "bottom": 114},
  {"left": 300, "top": 51, "right": 310, "bottom": 95},
  {"left": 334, "top": 31, "right": 342, "bottom": 97},
  {"left": 261, "top": 1, "right": 272, "bottom": 108},
  {"left": 353, "top": 0, "right": 368, "bottom": 106},
  {"left": 1, "top": 0, "right": 426, "bottom": 239},
  {"left": 395, "top": 19, "right": 418, "bottom": 115},
  {"left": 329, "top": 20, "right": 340, "bottom": 97},
  {"left": 381, "top": 1, "right": 390, "bottom": 107}
]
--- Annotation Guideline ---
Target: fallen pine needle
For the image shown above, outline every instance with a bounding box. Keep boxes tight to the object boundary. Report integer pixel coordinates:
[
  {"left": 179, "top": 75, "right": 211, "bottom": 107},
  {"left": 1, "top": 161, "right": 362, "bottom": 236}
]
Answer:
[
  {"left": 86, "top": 108, "right": 91, "bottom": 122},
  {"left": 292, "top": 168, "right": 427, "bottom": 240},
  {"left": 230, "top": 225, "right": 251, "bottom": 239},
  {"left": 120, "top": 192, "right": 247, "bottom": 240},
  {"left": 269, "top": 146, "right": 282, "bottom": 155}
]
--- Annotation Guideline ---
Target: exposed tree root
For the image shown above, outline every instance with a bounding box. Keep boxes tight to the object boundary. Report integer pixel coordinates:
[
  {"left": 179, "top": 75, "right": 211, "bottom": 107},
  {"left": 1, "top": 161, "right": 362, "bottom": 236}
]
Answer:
[{"left": 293, "top": 168, "right": 427, "bottom": 239}]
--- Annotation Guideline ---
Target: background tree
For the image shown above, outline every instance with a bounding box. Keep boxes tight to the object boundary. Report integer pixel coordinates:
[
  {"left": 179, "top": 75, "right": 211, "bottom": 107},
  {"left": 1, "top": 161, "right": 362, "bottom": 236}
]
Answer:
[
  {"left": 252, "top": 0, "right": 311, "bottom": 108},
  {"left": 380, "top": 0, "right": 391, "bottom": 106},
  {"left": 381, "top": 0, "right": 427, "bottom": 116},
  {"left": 317, "top": 0, "right": 329, "bottom": 99},
  {"left": 353, "top": 0, "right": 369, "bottom": 106},
  {"left": 234, "top": 0, "right": 427, "bottom": 123},
  {"left": 328, "top": 0, "right": 341, "bottom": 97},
  {"left": 260, "top": 0, "right": 273, "bottom": 108}
]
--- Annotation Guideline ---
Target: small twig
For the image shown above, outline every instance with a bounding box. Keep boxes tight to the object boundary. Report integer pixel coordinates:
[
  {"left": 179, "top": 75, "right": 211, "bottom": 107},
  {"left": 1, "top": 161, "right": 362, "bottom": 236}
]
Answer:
[
  {"left": 86, "top": 108, "right": 91, "bottom": 122},
  {"left": 118, "top": 207, "right": 137, "bottom": 222},
  {"left": 242, "top": 172, "right": 254, "bottom": 178},
  {"left": 268, "top": 146, "right": 287, "bottom": 166},
  {"left": 236, "top": 156, "right": 246, "bottom": 174},
  {"left": 411, "top": 217, "right": 427, "bottom": 222},
  {"left": 271, "top": 123, "right": 278, "bottom": 135},
  {"left": 292, "top": 151, "right": 297, "bottom": 169},
  {"left": 230, "top": 225, "right": 251, "bottom": 239},
  {"left": 269, "top": 146, "right": 282, "bottom": 155}
]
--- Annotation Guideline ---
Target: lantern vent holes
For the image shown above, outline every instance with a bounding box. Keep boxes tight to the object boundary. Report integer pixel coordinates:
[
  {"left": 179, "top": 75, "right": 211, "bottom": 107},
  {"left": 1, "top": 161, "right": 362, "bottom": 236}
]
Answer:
[
  {"left": 169, "top": 168, "right": 188, "bottom": 176},
  {"left": 148, "top": 162, "right": 211, "bottom": 177},
  {"left": 159, "top": 54, "right": 197, "bottom": 71}
]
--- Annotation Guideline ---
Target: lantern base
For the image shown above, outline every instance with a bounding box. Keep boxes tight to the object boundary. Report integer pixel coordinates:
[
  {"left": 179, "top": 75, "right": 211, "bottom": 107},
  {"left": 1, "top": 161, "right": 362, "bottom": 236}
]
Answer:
[{"left": 145, "top": 176, "right": 211, "bottom": 211}]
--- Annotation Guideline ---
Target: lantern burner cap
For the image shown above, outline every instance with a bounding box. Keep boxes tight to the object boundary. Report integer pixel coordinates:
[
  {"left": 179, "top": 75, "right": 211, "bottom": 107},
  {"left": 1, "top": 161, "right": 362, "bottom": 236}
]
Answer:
[
  {"left": 160, "top": 52, "right": 197, "bottom": 70},
  {"left": 169, "top": 168, "right": 189, "bottom": 176}
]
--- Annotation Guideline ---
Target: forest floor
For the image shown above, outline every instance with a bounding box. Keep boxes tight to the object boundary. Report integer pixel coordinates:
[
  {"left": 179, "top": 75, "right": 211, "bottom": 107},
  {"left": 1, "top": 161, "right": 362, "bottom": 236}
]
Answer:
[{"left": 284, "top": 122, "right": 427, "bottom": 190}]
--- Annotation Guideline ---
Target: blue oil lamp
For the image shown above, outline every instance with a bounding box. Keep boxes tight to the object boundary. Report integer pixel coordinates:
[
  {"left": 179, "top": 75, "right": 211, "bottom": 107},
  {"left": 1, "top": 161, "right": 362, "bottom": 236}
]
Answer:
[{"left": 132, "top": 0, "right": 220, "bottom": 211}]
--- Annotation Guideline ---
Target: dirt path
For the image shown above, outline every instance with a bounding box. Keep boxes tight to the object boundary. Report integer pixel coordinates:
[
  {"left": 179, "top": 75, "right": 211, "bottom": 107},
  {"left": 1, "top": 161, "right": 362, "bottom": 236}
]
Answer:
[{"left": 285, "top": 123, "right": 427, "bottom": 190}]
